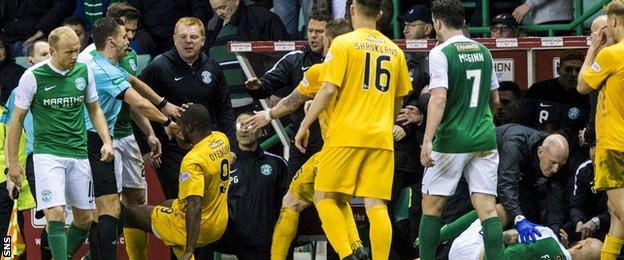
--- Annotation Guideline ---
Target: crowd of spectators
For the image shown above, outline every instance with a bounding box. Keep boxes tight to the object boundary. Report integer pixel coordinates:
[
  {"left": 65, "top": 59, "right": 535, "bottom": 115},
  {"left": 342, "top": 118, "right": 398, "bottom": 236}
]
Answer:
[{"left": 0, "top": 0, "right": 610, "bottom": 259}]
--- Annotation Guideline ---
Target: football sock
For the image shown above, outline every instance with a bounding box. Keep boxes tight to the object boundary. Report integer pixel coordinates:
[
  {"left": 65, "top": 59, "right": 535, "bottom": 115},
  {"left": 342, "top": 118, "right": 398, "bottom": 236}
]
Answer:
[
  {"left": 601, "top": 234, "right": 624, "bottom": 260},
  {"left": 89, "top": 221, "right": 100, "bottom": 260},
  {"left": 47, "top": 221, "right": 67, "bottom": 260},
  {"left": 418, "top": 214, "right": 441, "bottom": 260},
  {"left": 124, "top": 228, "right": 148, "bottom": 260},
  {"left": 339, "top": 202, "right": 362, "bottom": 247},
  {"left": 67, "top": 223, "right": 89, "bottom": 257},
  {"left": 98, "top": 215, "right": 119, "bottom": 260},
  {"left": 440, "top": 210, "right": 478, "bottom": 242},
  {"left": 270, "top": 208, "right": 299, "bottom": 260},
  {"left": 315, "top": 199, "right": 353, "bottom": 258},
  {"left": 367, "top": 205, "right": 392, "bottom": 260},
  {"left": 482, "top": 217, "right": 504, "bottom": 260},
  {"left": 40, "top": 228, "right": 52, "bottom": 259}
]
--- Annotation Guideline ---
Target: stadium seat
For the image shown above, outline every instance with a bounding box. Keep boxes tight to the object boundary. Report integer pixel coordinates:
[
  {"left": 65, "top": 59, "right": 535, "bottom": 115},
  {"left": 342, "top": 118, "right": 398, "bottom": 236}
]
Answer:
[
  {"left": 15, "top": 56, "right": 30, "bottom": 69},
  {"left": 136, "top": 54, "right": 152, "bottom": 75}
]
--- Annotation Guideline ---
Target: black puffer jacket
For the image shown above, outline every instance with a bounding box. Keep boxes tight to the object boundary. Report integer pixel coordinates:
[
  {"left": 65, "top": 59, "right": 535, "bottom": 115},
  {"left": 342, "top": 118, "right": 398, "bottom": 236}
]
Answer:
[{"left": 496, "top": 124, "right": 567, "bottom": 232}]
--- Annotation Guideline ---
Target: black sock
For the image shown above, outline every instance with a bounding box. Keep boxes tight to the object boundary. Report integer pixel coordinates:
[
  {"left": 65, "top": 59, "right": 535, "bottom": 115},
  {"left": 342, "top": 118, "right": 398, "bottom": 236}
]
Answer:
[
  {"left": 40, "top": 228, "right": 52, "bottom": 260},
  {"left": 89, "top": 222, "right": 100, "bottom": 260},
  {"left": 98, "top": 215, "right": 119, "bottom": 260}
]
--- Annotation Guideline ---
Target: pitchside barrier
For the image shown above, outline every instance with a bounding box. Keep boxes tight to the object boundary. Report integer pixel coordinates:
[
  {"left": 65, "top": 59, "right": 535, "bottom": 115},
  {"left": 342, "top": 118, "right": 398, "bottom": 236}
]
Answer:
[{"left": 19, "top": 36, "right": 589, "bottom": 259}]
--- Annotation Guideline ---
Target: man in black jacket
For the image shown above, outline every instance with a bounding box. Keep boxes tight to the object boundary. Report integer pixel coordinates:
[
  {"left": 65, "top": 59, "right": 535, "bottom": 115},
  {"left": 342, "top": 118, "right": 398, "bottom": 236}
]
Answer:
[
  {"left": 496, "top": 124, "right": 570, "bottom": 240},
  {"left": 209, "top": 112, "right": 288, "bottom": 259},
  {"left": 245, "top": 9, "right": 328, "bottom": 179},
  {"left": 139, "top": 17, "right": 236, "bottom": 200},
  {"left": 0, "top": 0, "right": 73, "bottom": 57},
  {"left": 568, "top": 145, "right": 609, "bottom": 242},
  {"left": 206, "top": 0, "right": 288, "bottom": 112},
  {"left": 0, "top": 36, "right": 24, "bottom": 104}
]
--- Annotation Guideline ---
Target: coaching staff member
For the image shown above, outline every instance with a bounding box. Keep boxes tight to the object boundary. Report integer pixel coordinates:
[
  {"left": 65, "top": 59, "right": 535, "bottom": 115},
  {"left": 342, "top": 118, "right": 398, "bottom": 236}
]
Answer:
[{"left": 139, "top": 17, "right": 236, "bottom": 199}]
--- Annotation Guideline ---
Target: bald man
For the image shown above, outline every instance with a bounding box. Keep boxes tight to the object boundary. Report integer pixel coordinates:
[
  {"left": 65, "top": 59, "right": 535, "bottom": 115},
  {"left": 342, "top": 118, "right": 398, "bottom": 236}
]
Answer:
[{"left": 495, "top": 124, "right": 569, "bottom": 242}]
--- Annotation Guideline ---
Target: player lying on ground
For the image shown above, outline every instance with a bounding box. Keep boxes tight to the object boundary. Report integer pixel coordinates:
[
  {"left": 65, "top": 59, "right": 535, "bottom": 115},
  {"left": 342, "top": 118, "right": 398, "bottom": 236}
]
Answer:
[
  {"left": 416, "top": 204, "right": 602, "bottom": 260},
  {"left": 124, "top": 104, "right": 231, "bottom": 260}
]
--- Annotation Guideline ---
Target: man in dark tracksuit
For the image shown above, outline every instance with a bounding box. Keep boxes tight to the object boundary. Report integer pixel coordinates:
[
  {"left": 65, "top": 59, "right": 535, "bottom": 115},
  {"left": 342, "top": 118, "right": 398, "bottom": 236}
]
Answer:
[
  {"left": 209, "top": 113, "right": 289, "bottom": 259},
  {"left": 139, "top": 25, "right": 236, "bottom": 199},
  {"left": 567, "top": 152, "right": 609, "bottom": 242},
  {"left": 496, "top": 124, "right": 569, "bottom": 235},
  {"left": 245, "top": 11, "right": 329, "bottom": 179}
]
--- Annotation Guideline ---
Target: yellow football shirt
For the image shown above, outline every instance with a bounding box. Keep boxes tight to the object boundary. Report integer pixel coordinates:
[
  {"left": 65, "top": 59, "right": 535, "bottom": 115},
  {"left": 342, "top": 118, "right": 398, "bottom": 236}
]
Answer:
[
  {"left": 296, "top": 63, "right": 335, "bottom": 140},
  {"left": 582, "top": 41, "right": 624, "bottom": 151},
  {"left": 172, "top": 131, "right": 231, "bottom": 234},
  {"left": 322, "top": 27, "right": 411, "bottom": 150}
]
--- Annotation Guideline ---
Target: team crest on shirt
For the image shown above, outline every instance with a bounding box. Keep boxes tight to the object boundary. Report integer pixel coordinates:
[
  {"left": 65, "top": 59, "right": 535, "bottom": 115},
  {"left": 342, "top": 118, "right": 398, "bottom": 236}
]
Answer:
[
  {"left": 41, "top": 189, "right": 52, "bottom": 202},
  {"left": 75, "top": 77, "right": 87, "bottom": 91},
  {"left": 201, "top": 71, "right": 213, "bottom": 84},
  {"left": 591, "top": 61, "right": 601, "bottom": 72},
  {"left": 261, "top": 164, "right": 272, "bottom": 176},
  {"left": 324, "top": 53, "right": 332, "bottom": 63},
  {"left": 568, "top": 107, "right": 580, "bottom": 120},
  {"left": 179, "top": 172, "right": 190, "bottom": 182},
  {"left": 129, "top": 59, "right": 137, "bottom": 72}
]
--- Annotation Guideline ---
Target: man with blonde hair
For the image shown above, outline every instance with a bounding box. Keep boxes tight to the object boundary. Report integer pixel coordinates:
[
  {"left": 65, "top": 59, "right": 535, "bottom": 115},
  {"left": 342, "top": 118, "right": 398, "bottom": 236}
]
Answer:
[
  {"left": 6, "top": 26, "right": 113, "bottom": 260},
  {"left": 578, "top": 1, "right": 624, "bottom": 259}
]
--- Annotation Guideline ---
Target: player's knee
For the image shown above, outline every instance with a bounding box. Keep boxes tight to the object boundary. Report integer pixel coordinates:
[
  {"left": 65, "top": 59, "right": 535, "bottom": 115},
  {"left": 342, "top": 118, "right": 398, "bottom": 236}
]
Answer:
[
  {"left": 72, "top": 212, "right": 94, "bottom": 229},
  {"left": 363, "top": 198, "right": 386, "bottom": 209},
  {"left": 421, "top": 195, "right": 446, "bottom": 216},
  {"left": 95, "top": 194, "right": 121, "bottom": 217},
  {"left": 313, "top": 191, "right": 337, "bottom": 204},
  {"left": 282, "top": 192, "right": 310, "bottom": 212},
  {"left": 122, "top": 189, "right": 146, "bottom": 206},
  {"left": 43, "top": 206, "right": 66, "bottom": 222}
]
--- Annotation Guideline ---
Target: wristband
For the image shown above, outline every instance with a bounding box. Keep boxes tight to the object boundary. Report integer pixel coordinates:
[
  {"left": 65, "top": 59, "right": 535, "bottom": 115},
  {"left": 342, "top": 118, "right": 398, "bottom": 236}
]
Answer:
[
  {"left": 156, "top": 97, "right": 168, "bottom": 109},
  {"left": 163, "top": 117, "right": 172, "bottom": 127}
]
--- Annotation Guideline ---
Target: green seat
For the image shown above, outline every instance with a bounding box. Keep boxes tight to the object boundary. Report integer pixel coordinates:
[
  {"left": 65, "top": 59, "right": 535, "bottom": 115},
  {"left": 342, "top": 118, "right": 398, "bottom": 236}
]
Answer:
[
  {"left": 15, "top": 56, "right": 30, "bottom": 69},
  {"left": 136, "top": 54, "right": 152, "bottom": 75}
]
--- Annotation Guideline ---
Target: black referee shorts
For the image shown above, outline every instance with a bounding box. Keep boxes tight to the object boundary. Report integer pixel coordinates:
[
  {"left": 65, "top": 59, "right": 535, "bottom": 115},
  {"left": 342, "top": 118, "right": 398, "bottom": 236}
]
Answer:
[{"left": 87, "top": 131, "right": 118, "bottom": 197}]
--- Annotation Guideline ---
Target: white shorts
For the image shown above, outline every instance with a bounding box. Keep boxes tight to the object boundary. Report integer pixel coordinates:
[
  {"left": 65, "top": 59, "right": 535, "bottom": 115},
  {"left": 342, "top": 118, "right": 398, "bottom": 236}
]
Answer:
[
  {"left": 422, "top": 149, "right": 499, "bottom": 196},
  {"left": 113, "top": 134, "right": 146, "bottom": 189},
  {"left": 449, "top": 220, "right": 484, "bottom": 260},
  {"left": 33, "top": 154, "right": 95, "bottom": 211}
]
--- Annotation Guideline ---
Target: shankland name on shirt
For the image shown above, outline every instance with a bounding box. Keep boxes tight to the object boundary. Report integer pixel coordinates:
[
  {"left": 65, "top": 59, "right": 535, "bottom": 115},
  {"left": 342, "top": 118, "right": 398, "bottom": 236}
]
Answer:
[{"left": 354, "top": 42, "right": 399, "bottom": 56}]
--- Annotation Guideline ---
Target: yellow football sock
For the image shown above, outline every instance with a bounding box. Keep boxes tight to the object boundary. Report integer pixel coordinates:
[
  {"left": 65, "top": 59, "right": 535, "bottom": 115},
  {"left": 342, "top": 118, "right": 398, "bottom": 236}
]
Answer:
[
  {"left": 367, "top": 204, "right": 392, "bottom": 260},
  {"left": 602, "top": 234, "right": 624, "bottom": 260},
  {"left": 172, "top": 246, "right": 194, "bottom": 260},
  {"left": 316, "top": 199, "right": 353, "bottom": 258},
  {"left": 339, "top": 202, "right": 362, "bottom": 249},
  {"left": 271, "top": 208, "right": 300, "bottom": 260},
  {"left": 124, "top": 228, "right": 148, "bottom": 260}
]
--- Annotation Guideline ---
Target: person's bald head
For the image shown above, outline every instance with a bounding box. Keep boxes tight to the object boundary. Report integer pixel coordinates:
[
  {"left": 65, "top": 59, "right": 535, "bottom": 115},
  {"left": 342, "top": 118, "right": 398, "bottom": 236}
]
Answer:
[
  {"left": 591, "top": 15, "right": 608, "bottom": 32},
  {"left": 568, "top": 238, "right": 602, "bottom": 260},
  {"left": 537, "top": 134, "right": 569, "bottom": 177}
]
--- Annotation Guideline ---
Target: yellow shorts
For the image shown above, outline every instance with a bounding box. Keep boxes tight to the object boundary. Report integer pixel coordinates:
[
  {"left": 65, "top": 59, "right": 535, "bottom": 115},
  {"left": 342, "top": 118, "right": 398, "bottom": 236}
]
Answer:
[
  {"left": 315, "top": 147, "right": 394, "bottom": 200},
  {"left": 594, "top": 147, "right": 624, "bottom": 190},
  {"left": 151, "top": 205, "right": 225, "bottom": 248},
  {"left": 289, "top": 153, "right": 319, "bottom": 203}
]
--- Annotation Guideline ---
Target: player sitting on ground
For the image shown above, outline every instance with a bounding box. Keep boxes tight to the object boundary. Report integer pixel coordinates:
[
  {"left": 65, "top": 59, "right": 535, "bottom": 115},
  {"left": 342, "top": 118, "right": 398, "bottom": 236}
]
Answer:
[
  {"left": 435, "top": 204, "right": 602, "bottom": 260},
  {"left": 243, "top": 19, "right": 361, "bottom": 260},
  {"left": 123, "top": 104, "right": 231, "bottom": 260}
]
